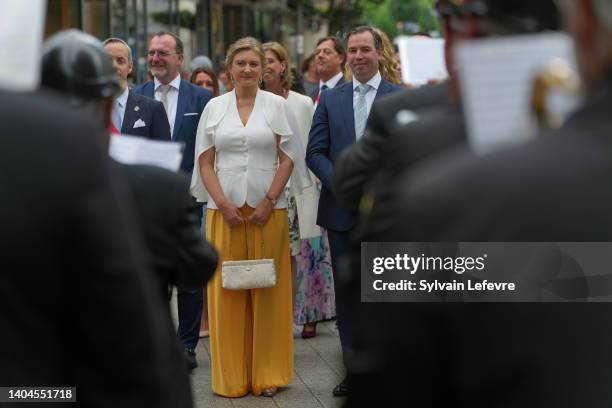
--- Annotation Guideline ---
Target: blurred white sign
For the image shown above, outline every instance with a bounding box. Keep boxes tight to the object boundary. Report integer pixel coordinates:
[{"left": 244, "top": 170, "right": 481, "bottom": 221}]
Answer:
[
  {"left": 109, "top": 135, "right": 184, "bottom": 172},
  {"left": 455, "top": 32, "right": 576, "bottom": 155},
  {"left": 0, "top": 0, "right": 46, "bottom": 91},
  {"left": 396, "top": 36, "right": 448, "bottom": 86}
]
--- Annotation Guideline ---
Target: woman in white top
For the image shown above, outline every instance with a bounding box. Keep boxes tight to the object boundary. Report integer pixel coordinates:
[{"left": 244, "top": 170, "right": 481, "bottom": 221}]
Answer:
[
  {"left": 190, "top": 37, "right": 309, "bottom": 398},
  {"left": 262, "top": 42, "right": 336, "bottom": 340}
]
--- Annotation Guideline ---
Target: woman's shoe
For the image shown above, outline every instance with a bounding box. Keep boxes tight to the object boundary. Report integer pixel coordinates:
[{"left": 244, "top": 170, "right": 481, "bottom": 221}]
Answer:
[
  {"left": 261, "top": 387, "right": 278, "bottom": 397},
  {"left": 301, "top": 323, "right": 317, "bottom": 339}
]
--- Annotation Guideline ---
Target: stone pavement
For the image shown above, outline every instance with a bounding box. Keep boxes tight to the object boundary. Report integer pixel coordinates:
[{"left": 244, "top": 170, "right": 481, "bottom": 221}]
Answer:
[{"left": 190, "top": 321, "right": 346, "bottom": 408}]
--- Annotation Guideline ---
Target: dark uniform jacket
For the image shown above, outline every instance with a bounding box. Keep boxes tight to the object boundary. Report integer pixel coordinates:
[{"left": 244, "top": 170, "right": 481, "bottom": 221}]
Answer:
[
  {"left": 0, "top": 91, "right": 186, "bottom": 408},
  {"left": 348, "top": 77, "right": 612, "bottom": 407},
  {"left": 332, "top": 82, "right": 451, "bottom": 210}
]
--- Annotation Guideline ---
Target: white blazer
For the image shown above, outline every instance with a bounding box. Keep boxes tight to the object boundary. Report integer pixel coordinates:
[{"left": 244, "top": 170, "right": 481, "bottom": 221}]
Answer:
[{"left": 285, "top": 91, "right": 321, "bottom": 239}]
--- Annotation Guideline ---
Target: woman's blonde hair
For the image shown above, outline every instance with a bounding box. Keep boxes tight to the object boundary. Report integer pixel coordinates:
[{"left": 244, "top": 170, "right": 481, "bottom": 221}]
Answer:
[
  {"left": 225, "top": 37, "right": 266, "bottom": 82},
  {"left": 345, "top": 27, "right": 401, "bottom": 84},
  {"left": 262, "top": 41, "right": 294, "bottom": 91}
]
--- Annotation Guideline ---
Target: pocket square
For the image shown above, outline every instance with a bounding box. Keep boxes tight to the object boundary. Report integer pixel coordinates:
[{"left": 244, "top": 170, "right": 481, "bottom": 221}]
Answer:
[
  {"left": 133, "top": 119, "right": 146, "bottom": 128},
  {"left": 184, "top": 112, "right": 198, "bottom": 116}
]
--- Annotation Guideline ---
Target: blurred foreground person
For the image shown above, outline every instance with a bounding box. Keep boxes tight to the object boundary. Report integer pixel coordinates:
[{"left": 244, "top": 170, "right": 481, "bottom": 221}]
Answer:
[
  {"left": 346, "top": 0, "right": 612, "bottom": 406},
  {"left": 41, "top": 29, "right": 219, "bottom": 404},
  {"left": 0, "top": 36, "right": 184, "bottom": 408}
]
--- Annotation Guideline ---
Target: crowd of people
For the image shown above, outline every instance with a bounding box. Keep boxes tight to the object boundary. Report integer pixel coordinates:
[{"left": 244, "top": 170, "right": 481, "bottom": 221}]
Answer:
[{"left": 5, "top": 0, "right": 612, "bottom": 406}]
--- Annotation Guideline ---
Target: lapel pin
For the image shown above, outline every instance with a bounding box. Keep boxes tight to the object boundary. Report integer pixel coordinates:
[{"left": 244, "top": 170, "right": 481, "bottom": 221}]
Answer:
[{"left": 134, "top": 105, "right": 140, "bottom": 112}]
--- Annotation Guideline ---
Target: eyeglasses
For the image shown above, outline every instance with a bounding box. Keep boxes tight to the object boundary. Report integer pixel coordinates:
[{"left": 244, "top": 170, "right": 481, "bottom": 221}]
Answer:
[{"left": 147, "top": 50, "right": 180, "bottom": 57}]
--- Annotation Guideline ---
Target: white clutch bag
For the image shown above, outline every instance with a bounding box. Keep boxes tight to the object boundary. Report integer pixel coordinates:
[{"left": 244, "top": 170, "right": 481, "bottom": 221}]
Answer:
[{"left": 221, "top": 258, "right": 277, "bottom": 290}]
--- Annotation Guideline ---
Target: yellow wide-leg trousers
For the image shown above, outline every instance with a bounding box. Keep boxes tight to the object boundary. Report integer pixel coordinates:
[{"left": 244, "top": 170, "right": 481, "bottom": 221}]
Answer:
[{"left": 206, "top": 205, "right": 294, "bottom": 397}]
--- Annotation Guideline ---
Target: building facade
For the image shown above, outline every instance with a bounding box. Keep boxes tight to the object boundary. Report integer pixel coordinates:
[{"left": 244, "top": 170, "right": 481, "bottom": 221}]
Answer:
[{"left": 45, "top": 0, "right": 321, "bottom": 82}]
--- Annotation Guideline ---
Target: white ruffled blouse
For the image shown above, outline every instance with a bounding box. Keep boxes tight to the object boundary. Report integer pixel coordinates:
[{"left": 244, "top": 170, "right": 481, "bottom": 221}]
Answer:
[{"left": 190, "top": 89, "right": 311, "bottom": 209}]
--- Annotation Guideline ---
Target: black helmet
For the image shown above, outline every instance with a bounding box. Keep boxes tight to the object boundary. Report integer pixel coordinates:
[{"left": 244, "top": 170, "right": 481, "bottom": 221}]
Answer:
[
  {"left": 436, "top": 0, "right": 560, "bottom": 33},
  {"left": 41, "top": 29, "right": 120, "bottom": 105}
]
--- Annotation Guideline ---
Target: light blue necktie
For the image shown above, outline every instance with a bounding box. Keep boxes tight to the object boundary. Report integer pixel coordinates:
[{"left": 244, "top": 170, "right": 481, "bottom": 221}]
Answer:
[
  {"left": 354, "top": 83, "right": 371, "bottom": 140},
  {"left": 112, "top": 101, "right": 123, "bottom": 132}
]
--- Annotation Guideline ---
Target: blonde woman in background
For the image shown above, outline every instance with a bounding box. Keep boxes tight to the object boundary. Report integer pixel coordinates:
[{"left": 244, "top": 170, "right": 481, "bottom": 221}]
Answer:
[
  {"left": 345, "top": 27, "right": 401, "bottom": 84},
  {"left": 190, "top": 37, "right": 310, "bottom": 398},
  {"left": 262, "top": 42, "right": 336, "bottom": 339}
]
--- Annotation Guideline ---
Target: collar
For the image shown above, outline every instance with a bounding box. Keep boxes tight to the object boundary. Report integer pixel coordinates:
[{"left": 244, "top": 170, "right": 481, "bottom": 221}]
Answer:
[
  {"left": 320, "top": 71, "right": 344, "bottom": 89},
  {"left": 154, "top": 74, "right": 181, "bottom": 91},
  {"left": 115, "top": 87, "right": 129, "bottom": 107},
  {"left": 353, "top": 71, "right": 382, "bottom": 92}
]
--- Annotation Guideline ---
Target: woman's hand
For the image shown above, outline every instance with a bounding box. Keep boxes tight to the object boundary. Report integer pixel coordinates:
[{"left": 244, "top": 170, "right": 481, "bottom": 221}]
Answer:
[
  {"left": 218, "top": 200, "right": 244, "bottom": 227},
  {"left": 247, "top": 198, "right": 274, "bottom": 227}
]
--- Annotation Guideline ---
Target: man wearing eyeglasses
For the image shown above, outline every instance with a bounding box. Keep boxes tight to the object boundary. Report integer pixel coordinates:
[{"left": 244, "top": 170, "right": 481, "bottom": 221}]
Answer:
[
  {"left": 103, "top": 37, "right": 171, "bottom": 140},
  {"left": 134, "top": 31, "right": 213, "bottom": 371}
]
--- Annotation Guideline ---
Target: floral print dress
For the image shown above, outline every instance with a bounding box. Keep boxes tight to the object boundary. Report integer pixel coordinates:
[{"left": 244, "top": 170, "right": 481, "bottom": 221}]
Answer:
[{"left": 286, "top": 189, "right": 336, "bottom": 324}]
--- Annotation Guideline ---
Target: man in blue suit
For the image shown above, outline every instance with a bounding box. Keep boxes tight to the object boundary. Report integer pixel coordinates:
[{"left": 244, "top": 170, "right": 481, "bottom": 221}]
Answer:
[
  {"left": 133, "top": 31, "right": 213, "bottom": 370},
  {"left": 103, "top": 38, "right": 171, "bottom": 140},
  {"left": 133, "top": 31, "right": 212, "bottom": 173},
  {"left": 311, "top": 36, "right": 346, "bottom": 104},
  {"left": 306, "top": 25, "right": 401, "bottom": 397}
]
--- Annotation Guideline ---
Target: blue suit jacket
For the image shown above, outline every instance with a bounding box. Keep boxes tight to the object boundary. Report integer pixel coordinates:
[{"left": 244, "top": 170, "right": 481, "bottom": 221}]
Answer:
[
  {"left": 121, "top": 91, "right": 171, "bottom": 141},
  {"left": 306, "top": 79, "right": 401, "bottom": 231},
  {"left": 133, "top": 79, "right": 213, "bottom": 174}
]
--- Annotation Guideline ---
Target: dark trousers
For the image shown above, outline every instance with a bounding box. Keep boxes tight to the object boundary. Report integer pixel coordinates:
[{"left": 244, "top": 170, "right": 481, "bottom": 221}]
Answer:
[
  {"left": 177, "top": 286, "right": 203, "bottom": 349},
  {"left": 327, "top": 229, "right": 351, "bottom": 358},
  {"left": 176, "top": 201, "right": 205, "bottom": 350}
]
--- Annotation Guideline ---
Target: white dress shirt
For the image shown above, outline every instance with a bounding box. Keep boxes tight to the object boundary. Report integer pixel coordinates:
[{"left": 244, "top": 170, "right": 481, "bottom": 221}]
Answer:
[
  {"left": 314, "top": 71, "right": 344, "bottom": 107},
  {"left": 318, "top": 71, "right": 344, "bottom": 93},
  {"left": 154, "top": 74, "right": 181, "bottom": 136},
  {"left": 352, "top": 71, "right": 381, "bottom": 117},
  {"left": 113, "top": 87, "right": 129, "bottom": 126}
]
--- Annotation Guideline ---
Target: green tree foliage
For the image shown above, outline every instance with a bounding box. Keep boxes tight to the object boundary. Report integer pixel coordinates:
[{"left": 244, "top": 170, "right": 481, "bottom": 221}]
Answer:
[
  {"left": 360, "top": 0, "right": 439, "bottom": 37},
  {"left": 299, "top": 0, "right": 439, "bottom": 38}
]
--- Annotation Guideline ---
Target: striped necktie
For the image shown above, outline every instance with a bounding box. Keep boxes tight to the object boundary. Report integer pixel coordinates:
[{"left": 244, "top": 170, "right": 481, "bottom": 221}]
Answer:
[{"left": 354, "top": 83, "right": 371, "bottom": 140}]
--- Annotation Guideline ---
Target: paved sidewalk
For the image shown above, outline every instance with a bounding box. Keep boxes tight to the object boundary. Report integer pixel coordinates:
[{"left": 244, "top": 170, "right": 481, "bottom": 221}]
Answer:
[{"left": 190, "top": 321, "right": 346, "bottom": 408}]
